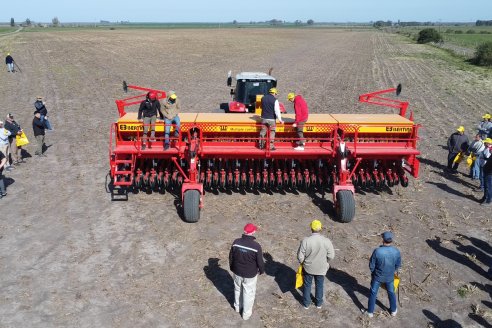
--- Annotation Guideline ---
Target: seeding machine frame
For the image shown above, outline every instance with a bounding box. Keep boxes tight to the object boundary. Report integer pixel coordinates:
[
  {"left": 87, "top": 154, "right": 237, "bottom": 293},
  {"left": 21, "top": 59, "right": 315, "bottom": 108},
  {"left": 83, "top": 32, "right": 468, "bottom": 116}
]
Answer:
[{"left": 109, "top": 83, "right": 420, "bottom": 223}]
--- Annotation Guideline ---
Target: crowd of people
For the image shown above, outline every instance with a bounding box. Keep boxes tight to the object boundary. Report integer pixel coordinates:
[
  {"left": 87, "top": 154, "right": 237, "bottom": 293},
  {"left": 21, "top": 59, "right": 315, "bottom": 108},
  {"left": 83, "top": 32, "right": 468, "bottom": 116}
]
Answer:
[
  {"left": 0, "top": 59, "right": 53, "bottom": 200},
  {"left": 447, "top": 113, "right": 492, "bottom": 206},
  {"left": 229, "top": 221, "right": 400, "bottom": 320}
]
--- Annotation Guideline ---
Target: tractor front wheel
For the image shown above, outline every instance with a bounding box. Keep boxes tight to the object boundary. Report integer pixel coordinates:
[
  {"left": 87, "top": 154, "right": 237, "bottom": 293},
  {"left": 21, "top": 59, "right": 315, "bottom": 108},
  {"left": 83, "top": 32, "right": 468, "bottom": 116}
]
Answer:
[
  {"left": 183, "top": 190, "right": 200, "bottom": 223},
  {"left": 336, "top": 190, "right": 355, "bottom": 223}
]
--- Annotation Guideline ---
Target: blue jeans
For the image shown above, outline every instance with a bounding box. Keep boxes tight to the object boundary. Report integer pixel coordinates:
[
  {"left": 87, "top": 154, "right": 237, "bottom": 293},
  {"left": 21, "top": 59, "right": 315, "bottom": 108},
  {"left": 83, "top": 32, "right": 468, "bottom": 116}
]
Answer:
[
  {"left": 368, "top": 277, "right": 397, "bottom": 314},
  {"left": 302, "top": 273, "right": 324, "bottom": 307},
  {"left": 471, "top": 159, "right": 480, "bottom": 179},
  {"left": 479, "top": 167, "right": 484, "bottom": 189},
  {"left": 485, "top": 174, "right": 492, "bottom": 203},
  {"left": 40, "top": 115, "right": 53, "bottom": 130},
  {"left": 164, "top": 116, "right": 180, "bottom": 146}
]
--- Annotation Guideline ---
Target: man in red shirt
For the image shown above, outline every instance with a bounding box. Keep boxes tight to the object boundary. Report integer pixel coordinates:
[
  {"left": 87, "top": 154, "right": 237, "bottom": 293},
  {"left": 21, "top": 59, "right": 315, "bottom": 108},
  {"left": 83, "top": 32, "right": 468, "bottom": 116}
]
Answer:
[{"left": 288, "top": 92, "right": 309, "bottom": 150}]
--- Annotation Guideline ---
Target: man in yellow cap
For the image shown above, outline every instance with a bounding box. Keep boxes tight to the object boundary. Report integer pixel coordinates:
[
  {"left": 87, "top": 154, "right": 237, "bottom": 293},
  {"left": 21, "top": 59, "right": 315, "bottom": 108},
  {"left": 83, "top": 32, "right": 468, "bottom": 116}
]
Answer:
[
  {"left": 287, "top": 92, "right": 309, "bottom": 151},
  {"left": 478, "top": 114, "right": 492, "bottom": 140},
  {"left": 162, "top": 92, "right": 181, "bottom": 150},
  {"left": 297, "top": 220, "right": 335, "bottom": 309},
  {"left": 447, "top": 126, "right": 469, "bottom": 173}
]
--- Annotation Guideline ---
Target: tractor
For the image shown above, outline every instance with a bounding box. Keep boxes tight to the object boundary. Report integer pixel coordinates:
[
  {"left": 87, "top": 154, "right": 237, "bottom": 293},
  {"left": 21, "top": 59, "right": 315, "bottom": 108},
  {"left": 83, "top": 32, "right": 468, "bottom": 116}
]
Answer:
[{"left": 224, "top": 69, "right": 286, "bottom": 114}]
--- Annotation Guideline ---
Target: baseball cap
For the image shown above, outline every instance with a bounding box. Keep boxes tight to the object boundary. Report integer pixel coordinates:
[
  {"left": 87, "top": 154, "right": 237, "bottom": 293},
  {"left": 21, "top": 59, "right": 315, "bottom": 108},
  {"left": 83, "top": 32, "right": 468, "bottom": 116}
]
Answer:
[
  {"left": 0, "top": 121, "right": 3, "bottom": 125},
  {"left": 382, "top": 231, "right": 393, "bottom": 242},
  {"left": 243, "top": 223, "right": 257, "bottom": 234},
  {"left": 483, "top": 138, "right": 492, "bottom": 144},
  {"left": 36, "top": 96, "right": 43, "bottom": 100},
  {"left": 457, "top": 126, "right": 465, "bottom": 133},
  {"left": 7, "top": 113, "right": 13, "bottom": 118},
  {"left": 310, "top": 220, "right": 322, "bottom": 231},
  {"left": 482, "top": 114, "right": 491, "bottom": 119}
]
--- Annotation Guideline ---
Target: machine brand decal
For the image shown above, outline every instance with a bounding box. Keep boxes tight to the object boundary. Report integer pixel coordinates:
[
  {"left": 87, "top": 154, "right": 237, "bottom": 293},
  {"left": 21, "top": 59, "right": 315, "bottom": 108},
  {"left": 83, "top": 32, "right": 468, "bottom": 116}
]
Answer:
[
  {"left": 119, "top": 124, "right": 143, "bottom": 131},
  {"left": 385, "top": 127, "right": 412, "bottom": 133},
  {"left": 305, "top": 126, "right": 314, "bottom": 132}
]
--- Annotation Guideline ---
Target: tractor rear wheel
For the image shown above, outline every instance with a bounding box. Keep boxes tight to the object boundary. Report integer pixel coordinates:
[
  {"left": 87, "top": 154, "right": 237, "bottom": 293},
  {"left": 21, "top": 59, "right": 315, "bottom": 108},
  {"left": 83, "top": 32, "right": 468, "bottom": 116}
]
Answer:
[
  {"left": 336, "top": 190, "right": 355, "bottom": 223},
  {"left": 183, "top": 190, "right": 200, "bottom": 223}
]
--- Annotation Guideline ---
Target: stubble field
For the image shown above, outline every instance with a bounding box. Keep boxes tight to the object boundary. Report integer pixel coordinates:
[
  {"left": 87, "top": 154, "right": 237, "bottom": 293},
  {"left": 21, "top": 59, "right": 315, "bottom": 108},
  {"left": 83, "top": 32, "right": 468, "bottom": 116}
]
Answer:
[{"left": 0, "top": 28, "right": 491, "bottom": 328}]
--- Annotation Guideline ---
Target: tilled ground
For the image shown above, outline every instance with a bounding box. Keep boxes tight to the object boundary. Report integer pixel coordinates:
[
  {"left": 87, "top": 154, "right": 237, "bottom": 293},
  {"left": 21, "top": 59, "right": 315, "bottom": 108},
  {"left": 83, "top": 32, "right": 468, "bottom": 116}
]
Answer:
[{"left": 0, "top": 28, "right": 491, "bottom": 328}]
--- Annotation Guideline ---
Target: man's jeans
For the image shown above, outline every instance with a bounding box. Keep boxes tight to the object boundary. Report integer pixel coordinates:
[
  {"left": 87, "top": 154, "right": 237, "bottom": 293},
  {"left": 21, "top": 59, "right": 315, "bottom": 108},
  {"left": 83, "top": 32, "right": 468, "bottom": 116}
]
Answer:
[
  {"left": 35, "top": 135, "right": 45, "bottom": 155},
  {"left": 233, "top": 274, "right": 258, "bottom": 320},
  {"left": 302, "top": 272, "right": 324, "bottom": 307},
  {"left": 259, "top": 119, "right": 276, "bottom": 148},
  {"left": 368, "top": 277, "right": 397, "bottom": 314},
  {"left": 7, "top": 63, "right": 14, "bottom": 72},
  {"left": 164, "top": 116, "right": 181, "bottom": 146},
  {"left": 142, "top": 116, "right": 156, "bottom": 145},
  {"left": 40, "top": 115, "right": 53, "bottom": 130},
  {"left": 484, "top": 174, "right": 492, "bottom": 203}
]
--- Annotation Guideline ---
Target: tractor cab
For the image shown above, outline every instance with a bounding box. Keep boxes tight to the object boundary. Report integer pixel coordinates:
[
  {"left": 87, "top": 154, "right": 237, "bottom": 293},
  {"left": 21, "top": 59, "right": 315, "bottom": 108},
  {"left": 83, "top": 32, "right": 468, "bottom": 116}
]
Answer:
[{"left": 226, "top": 71, "right": 285, "bottom": 113}]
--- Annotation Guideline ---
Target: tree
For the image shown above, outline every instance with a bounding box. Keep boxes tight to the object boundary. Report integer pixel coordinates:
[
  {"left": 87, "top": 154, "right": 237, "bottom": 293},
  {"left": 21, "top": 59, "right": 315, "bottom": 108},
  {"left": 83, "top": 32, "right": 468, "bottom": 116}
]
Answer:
[
  {"left": 295, "top": 20, "right": 302, "bottom": 25},
  {"left": 52, "top": 17, "right": 60, "bottom": 27},
  {"left": 473, "top": 41, "right": 492, "bottom": 66},
  {"left": 307, "top": 19, "right": 314, "bottom": 25},
  {"left": 25, "top": 18, "right": 31, "bottom": 26},
  {"left": 417, "top": 28, "right": 442, "bottom": 44},
  {"left": 10, "top": 18, "right": 14, "bottom": 27}
]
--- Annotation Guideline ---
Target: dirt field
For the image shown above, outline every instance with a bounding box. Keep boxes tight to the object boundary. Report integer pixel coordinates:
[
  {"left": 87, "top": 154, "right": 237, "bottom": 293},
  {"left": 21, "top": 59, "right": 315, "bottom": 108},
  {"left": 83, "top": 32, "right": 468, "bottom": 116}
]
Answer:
[{"left": 0, "top": 28, "right": 491, "bottom": 328}]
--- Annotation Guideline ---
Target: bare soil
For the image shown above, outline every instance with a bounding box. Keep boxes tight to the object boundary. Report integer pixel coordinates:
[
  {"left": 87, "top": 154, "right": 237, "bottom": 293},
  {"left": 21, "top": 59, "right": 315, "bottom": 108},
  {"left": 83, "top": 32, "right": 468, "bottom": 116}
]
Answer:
[{"left": 0, "top": 28, "right": 491, "bottom": 328}]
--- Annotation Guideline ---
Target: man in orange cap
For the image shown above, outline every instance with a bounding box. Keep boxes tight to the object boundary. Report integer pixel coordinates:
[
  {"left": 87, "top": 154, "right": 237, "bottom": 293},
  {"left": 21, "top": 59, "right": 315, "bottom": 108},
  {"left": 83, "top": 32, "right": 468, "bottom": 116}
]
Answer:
[
  {"left": 447, "top": 126, "right": 469, "bottom": 173},
  {"left": 229, "top": 223, "right": 264, "bottom": 320}
]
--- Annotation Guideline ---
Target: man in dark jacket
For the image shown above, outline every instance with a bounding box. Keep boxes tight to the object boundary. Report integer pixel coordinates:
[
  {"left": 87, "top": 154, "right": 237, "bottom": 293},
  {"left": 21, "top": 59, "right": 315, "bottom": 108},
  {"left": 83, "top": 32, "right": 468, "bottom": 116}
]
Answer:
[
  {"left": 365, "top": 231, "right": 401, "bottom": 318},
  {"left": 447, "top": 126, "right": 469, "bottom": 172},
  {"left": 5, "top": 53, "right": 14, "bottom": 73},
  {"left": 34, "top": 97, "right": 53, "bottom": 130},
  {"left": 259, "top": 88, "right": 283, "bottom": 150},
  {"left": 229, "top": 223, "right": 265, "bottom": 320},
  {"left": 138, "top": 92, "right": 163, "bottom": 150},
  {"left": 480, "top": 138, "right": 492, "bottom": 205},
  {"left": 32, "top": 112, "right": 46, "bottom": 156}
]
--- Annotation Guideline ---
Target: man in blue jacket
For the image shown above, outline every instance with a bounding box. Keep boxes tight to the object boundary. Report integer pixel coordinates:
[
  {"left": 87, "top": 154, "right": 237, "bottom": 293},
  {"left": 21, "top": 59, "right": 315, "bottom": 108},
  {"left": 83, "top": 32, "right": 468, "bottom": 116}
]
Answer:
[
  {"left": 365, "top": 231, "right": 401, "bottom": 318},
  {"left": 229, "top": 223, "right": 265, "bottom": 320}
]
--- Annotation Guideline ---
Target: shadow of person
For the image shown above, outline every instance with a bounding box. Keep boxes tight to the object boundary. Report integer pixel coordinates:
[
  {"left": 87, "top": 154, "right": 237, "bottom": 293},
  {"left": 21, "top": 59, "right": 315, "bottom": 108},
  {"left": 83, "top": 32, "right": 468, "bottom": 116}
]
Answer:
[
  {"left": 263, "top": 252, "right": 303, "bottom": 304},
  {"left": 458, "top": 234, "right": 492, "bottom": 255},
  {"left": 327, "top": 267, "right": 386, "bottom": 311},
  {"left": 426, "top": 237, "right": 489, "bottom": 279},
  {"left": 426, "top": 181, "right": 477, "bottom": 201},
  {"left": 308, "top": 191, "right": 336, "bottom": 221},
  {"left": 422, "top": 309, "right": 463, "bottom": 327},
  {"left": 451, "top": 239, "right": 491, "bottom": 267},
  {"left": 203, "top": 258, "right": 234, "bottom": 309},
  {"left": 4, "top": 177, "right": 15, "bottom": 188}
]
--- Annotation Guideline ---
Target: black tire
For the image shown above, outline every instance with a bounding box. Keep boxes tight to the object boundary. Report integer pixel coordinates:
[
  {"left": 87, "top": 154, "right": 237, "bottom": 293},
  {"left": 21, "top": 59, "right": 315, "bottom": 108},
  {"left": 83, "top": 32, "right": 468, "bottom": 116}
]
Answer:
[
  {"left": 183, "top": 190, "right": 200, "bottom": 223},
  {"left": 336, "top": 190, "right": 356, "bottom": 223}
]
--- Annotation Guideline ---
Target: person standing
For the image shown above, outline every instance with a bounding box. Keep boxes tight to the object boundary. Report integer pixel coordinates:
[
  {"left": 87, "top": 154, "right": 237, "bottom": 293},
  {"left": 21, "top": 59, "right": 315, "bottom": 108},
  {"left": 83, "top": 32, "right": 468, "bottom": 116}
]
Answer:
[
  {"left": 4, "top": 114, "right": 23, "bottom": 164},
  {"left": 447, "top": 126, "right": 469, "bottom": 172},
  {"left": 32, "top": 112, "right": 46, "bottom": 156},
  {"left": 297, "top": 220, "right": 335, "bottom": 309},
  {"left": 138, "top": 92, "right": 163, "bottom": 150},
  {"left": 467, "top": 134, "right": 485, "bottom": 180},
  {"left": 259, "top": 88, "right": 283, "bottom": 150},
  {"left": 365, "top": 231, "right": 401, "bottom": 318},
  {"left": 287, "top": 92, "right": 309, "bottom": 151},
  {"left": 0, "top": 121, "right": 11, "bottom": 170},
  {"left": 0, "top": 149, "right": 7, "bottom": 198},
  {"left": 480, "top": 138, "right": 492, "bottom": 206},
  {"left": 162, "top": 92, "right": 181, "bottom": 150},
  {"left": 5, "top": 53, "right": 14, "bottom": 73},
  {"left": 229, "top": 223, "right": 265, "bottom": 320},
  {"left": 34, "top": 97, "right": 53, "bottom": 130},
  {"left": 478, "top": 114, "right": 492, "bottom": 140}
]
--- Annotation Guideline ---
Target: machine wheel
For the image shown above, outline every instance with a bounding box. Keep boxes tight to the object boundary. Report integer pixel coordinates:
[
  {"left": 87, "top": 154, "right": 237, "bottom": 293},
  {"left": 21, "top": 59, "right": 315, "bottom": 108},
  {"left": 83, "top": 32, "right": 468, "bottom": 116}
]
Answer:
[
  {"left": 336, "top": 190, "right": 355, "bottom": 223},
  {"left": 183, "top": 190, "right": 200, "bottom": 223}
]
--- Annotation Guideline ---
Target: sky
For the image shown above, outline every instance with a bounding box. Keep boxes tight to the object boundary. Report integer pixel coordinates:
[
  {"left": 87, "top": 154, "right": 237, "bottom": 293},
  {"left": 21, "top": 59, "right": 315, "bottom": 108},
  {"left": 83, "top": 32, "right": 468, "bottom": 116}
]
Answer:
[{"left": 2, "top": 0, "right": 491, "bottom": 23}]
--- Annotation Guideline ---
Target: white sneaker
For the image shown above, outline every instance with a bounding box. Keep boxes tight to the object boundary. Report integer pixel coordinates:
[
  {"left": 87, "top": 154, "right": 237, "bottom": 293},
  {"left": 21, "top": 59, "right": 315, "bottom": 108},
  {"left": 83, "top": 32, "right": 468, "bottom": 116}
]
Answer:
[
  {"left": 294, "top": 146, "right": 304, "bottom": 151},
  {"left": 391, "top": 309, "right": 397, "bottom": 317}
]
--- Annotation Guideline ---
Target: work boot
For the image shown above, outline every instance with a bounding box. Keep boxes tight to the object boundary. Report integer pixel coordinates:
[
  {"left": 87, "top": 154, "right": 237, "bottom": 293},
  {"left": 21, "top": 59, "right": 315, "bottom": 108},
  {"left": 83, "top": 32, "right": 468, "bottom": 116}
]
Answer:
[
  {"left": 164, "top": 144, "right": 170, "bottom": 150},
  {"left": 141, "top": 144, "right": 146, "bottom": 150}
]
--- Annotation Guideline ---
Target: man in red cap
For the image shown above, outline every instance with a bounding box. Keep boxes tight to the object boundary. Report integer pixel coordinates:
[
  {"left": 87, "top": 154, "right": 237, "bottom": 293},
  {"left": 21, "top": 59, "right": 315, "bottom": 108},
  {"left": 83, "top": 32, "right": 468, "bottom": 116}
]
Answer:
[
  {"left": 229, "top": 223, "right": 265, "bottom": 320},
  {"left": 138, "top": 92, "right": 163, "bottom": 150}
]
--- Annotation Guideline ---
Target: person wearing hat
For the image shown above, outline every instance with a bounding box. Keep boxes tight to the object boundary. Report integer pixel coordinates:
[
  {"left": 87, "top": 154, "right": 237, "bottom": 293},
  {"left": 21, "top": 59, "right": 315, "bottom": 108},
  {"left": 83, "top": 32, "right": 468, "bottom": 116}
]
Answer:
[
  {"left": 365, "top": 231, "right": 401, "bottom": 318},
  {"left": 447, "top": 126, "right": 469, "bottom": 173},
  {"left": 297, "top": 220, "right": 335, "bottom": 309},
  {"left": 5, "top": 53, "right": 14, "bottom": 73},
  {"left": 467, "top": 134, "right": 485, "bottom": 181},
  {"left": 162, "top": 92, "right": 181, "bottom": 150},
  {"left": 228, "top": 223, "right": 265, "bottom": 320},
  {"left": 287, "top": 92, "right": 309, "bottom": 151},
  {"left": 137, "top": 91, "right": 163, "bottom": 150},
  {"left": 34, "top": 97, "right": 53, "bottom": 131},
  {"left": 259, "top": 87, "right": 284, "bottom": 150},
  {"left": 4, "top": 113, "right": 23, "bottom": 165},
  {"left": 479, "top": 138, "right": 492, "bottom": 206},
  {"left": 478, "top": 114, "right": 492, "bottom": 140},
  {"left": 32, "top": 111, "right": 47, "bottom": 156}
]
